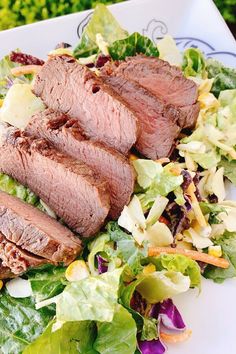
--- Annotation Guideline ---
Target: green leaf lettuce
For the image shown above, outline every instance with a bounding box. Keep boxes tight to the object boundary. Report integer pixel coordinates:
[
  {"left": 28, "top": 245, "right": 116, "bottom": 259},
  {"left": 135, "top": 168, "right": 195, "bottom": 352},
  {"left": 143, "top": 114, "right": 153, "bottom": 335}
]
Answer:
[
  {"left": 0, "top": 290, "right": 54, "bottom": 354},
  {"left": 149, "top": 254, "right": 201, "bottom": 288},
  {"left": 94, "top": 305, "right": 137, "bottom": 354},
  {"left": 207, "top": 58, "right": 236, "bottom": 97},
  {"left": 73, "top": 4, "right": 128, "bottom": 58},
  {"left": 204, "top": 231, "right": 236, "bottom": 283},
  {"left": 108, "top": 32, "right": 159, "bottom": 60},
  {"left": 56, "top": 268, "right": 123, "bottom": 322},
  {"left": 27, "top": 264, "right": 67, "bottom": 302}
]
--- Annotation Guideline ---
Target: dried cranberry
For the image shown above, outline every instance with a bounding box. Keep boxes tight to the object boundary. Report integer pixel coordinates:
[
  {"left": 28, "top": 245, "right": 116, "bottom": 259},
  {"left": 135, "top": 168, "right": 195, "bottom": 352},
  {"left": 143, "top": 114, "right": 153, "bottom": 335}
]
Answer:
[{"left": 10, "top": 51, "right": 44, "bottom": 66}]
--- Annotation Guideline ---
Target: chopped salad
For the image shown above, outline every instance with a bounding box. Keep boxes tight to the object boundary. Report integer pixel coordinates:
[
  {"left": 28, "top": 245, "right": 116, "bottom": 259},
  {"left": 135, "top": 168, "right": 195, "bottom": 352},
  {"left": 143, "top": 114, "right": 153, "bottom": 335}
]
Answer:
[{"left": 0, "top": 4, "right": 236, "bottom": 354}]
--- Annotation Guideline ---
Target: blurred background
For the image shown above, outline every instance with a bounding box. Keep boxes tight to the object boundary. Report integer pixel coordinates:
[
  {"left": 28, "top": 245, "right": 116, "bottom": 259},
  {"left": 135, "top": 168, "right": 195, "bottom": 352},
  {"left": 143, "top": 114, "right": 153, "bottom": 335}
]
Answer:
[{"left": 0, "top": 0, "right": 235, "bottom": 37}]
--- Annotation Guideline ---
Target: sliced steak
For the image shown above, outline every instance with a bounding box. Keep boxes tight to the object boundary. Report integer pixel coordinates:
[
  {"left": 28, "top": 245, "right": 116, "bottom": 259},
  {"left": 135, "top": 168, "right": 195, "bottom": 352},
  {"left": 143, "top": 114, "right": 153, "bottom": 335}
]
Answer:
[
  {"left": 26, "top": 109, "right": 135, "bottom": 219},
  {"left": 102, "top": 56, "right": 199, "bottom": 129},
  {"left": 33, "top": 55, "right": 138, "bottom": 155},
  {"left": 0, "top": 191, "right": 81, "bottom": 264},
  {"left": 0, "top": 125, "right": 110, "bottom": 236},
  {"left": 100, "top": 73, "right": 182, "bottom": 159},
  {"left": 0, "top": 262, "right": 14, "bottom": 279},
  {"left": 100, "top": 56, "right": 200, "bottom": 158},
  {"left": 0, "top": 232, "right": 48, "bottom": 275}
]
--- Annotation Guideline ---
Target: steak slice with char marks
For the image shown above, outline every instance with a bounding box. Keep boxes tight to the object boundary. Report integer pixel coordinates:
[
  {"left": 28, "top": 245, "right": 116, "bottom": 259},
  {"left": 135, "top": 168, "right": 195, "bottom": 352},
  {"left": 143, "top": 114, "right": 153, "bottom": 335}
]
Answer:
[
  {"left": 101, "top": 56, "right": 200, "bottom": 158},
  {"left": 0, "top": 232, "right": 48, "bottom": 275},
  {"left": 100, "top": 73, "right": 182, "bottom": 159},
  {"left": 0, "top": 125, "right": 110, "bottom": 236},
  {"left": 33, "top": 55, "right": 138, "bottom": 155},
  {"left": 0, "top": 191, "right": 82, "bottom": 264},
  {"left": 102, "top": 56, "right": 199, "bottom": 129},
  {"left": 26, "top": 109, "right": 135, "bottom": 219}
]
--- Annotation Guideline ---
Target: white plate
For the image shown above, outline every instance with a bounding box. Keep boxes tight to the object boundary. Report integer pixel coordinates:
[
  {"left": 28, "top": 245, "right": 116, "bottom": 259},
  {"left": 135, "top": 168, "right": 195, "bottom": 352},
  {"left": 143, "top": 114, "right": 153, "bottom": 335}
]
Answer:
[{"left": 0, "top": 1, "right": 236, "bottom": 353}]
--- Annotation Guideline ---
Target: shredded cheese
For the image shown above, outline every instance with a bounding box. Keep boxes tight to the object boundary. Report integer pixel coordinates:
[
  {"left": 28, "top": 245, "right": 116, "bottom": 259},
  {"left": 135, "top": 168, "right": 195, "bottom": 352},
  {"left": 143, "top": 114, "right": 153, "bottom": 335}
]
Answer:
[
  {"left": 187, "top": 182, "right": 207, "bottom": 228},
  {"left": 11, "top": 65, "right": 41, "bottom": 76}
]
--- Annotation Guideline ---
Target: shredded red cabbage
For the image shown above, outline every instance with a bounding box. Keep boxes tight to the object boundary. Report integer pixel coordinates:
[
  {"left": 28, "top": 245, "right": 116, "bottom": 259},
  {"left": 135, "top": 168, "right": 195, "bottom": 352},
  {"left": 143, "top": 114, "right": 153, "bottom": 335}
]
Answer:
[
  {"left": 181, "top": 170, "right": 192, "bottom": 192},
  {"left": 159, "top": 299, "right": 186, "bottom": 331},
  {"left": 193, "top": 172, "right": 202, "bottom": 201},
  {"left": 138, "top": 299, "right": 185, "bottom": 353},
  {"left": 96, "top": 255, "right": 108, "bottom": 274},
  {"left": 138, "top": 339, "right": 166, "bottom": 354},
  {"left": 165, "top": 202, "right": 190, "bottom": 236}
]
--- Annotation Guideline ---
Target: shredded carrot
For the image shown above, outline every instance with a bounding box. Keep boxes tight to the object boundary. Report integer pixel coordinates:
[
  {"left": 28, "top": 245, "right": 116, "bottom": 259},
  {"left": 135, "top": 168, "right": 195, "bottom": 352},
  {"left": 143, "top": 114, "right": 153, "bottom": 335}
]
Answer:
[
  {"left": 160, "top": 329, "right": 192, "bottom": 343},
  {"left": 11, "top": 65, "right": 41, "bottom": 76},
  {"left": 148, "top": 246, "right": 229, "bottom": 269}
]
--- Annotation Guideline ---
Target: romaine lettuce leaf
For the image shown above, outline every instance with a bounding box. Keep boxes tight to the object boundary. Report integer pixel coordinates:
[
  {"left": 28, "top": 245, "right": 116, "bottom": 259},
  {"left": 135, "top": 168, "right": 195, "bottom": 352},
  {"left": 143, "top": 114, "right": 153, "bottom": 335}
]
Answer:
[
  {"left": 182, "top": 48, "right": 206, "bottom": 78},
  {"left": 116, "top": 238, "right": 147, "bottom": 275},
  {"left": 122, "top": 270, "right": 190, "bottom": 305},
  {"left": 56, "top": 268, "right": 123, "bottom": 322},
  {"left": 0, "top": 173, "right": 57, "bottom": 216},
  {"left": 73, "top": 4, "right": 128, "bottom": 58},
  {"left": 94, "top": 304, "right": 137, "bottom": 354},
  {"left": 27, "top": 264, "right": 67, "bottom": 302},
  {"left": 140, "top": 317, "right": 158, "bottom": 341},
  {"left": 23, "top": 321, "right": 98, "bottom": 354},
  {"left": 0, "top": 83, "right": 45, "bottom": 129},
  {"left": 0, "top": 53, "right": 30, "bottom": 99},
  {"left": 132, "top": 160, "right": 163, "bottom": 190},
  {"left": 179, "top": 88, "right": 236, "bottom": 172},
  {"left": 0, "top": 289, "right": 54, "bottom": 354},
  {"left": 149, "top": 254, "right": 201, "bottom": 288},
  {"left": 120, "top": 278, "right": 150, "bottom": 332},
  {"left": 108, "top": 32, "right": 159, "bottom": 60},
  {"left": 207, "top": 58, "right": 236, "bottom": 97},
  {"left": 133, "top": 161, "right": 183, "bottom": 211},
  {"left": 157, "top": 35, "right": 182, "bottom": 66},
  {"left": 88, "top": 233, "right": 110, "bottom": 275},
  {"left": 0, "top": 173, "right": 39, "bottom": 205},
  {"left": 106, "top": 221, "right": 148, "bottom": 275},
  {"left": 204, "top": 231, "right": 236, "bottom": 283},
  {"left": 219, "top": 158, "right": 236, "bottom": 185},
  {"left": 188, "top": 150, "right": 221, "bottom": 170},
  {"left": 200, "top": 201, "right": 226, "bottom": 225},
  {"left": 0, "top": 55, "right": 15, "bottom": 98},
  {"left": 136, "top": 270, "right": 190, "bottom": 303},
  {"left": 154, "top": 163, "right": 184, "bottom": 196}
]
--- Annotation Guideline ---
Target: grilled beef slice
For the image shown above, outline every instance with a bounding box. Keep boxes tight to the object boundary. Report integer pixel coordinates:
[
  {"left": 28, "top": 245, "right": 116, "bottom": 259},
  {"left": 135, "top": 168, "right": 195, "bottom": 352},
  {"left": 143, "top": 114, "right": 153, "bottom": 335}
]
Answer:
[
  {"left": 102, "top": 56, "right": 199, "bottom": 128},
  {"left": 0, "top": 191, "right": 82, "bottom": 264},
  {"left": 100, "top": 72, "right": 182, "bottom": 159},
  {"left": 26, "top": 109, "right": 135, "bottom": 219},
  {"left": 33, "top": 55, "right": 138, "bottom": 155},
  {"left": 0, "top": 125, "right": 110, "bottom": 236},
  {"left": 101, "top": 56, "right": 200, "bottom": 158},
  {"left": 0, "top": 232, "right": 48, "bottom": 275},
  {"left": 0, "top": 261, "right": 15, "bottom": 279}
]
